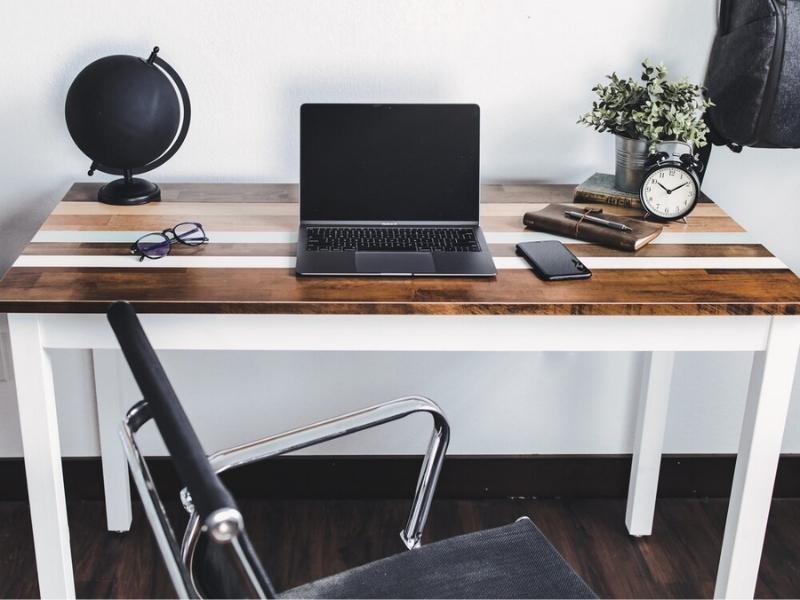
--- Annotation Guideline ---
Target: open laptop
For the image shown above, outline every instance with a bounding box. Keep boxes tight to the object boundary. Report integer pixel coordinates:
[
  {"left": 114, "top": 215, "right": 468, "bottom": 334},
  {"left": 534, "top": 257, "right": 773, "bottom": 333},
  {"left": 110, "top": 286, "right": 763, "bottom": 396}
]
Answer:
[{"left": 296, "top": 103, "right": 496, "bottom": 276}]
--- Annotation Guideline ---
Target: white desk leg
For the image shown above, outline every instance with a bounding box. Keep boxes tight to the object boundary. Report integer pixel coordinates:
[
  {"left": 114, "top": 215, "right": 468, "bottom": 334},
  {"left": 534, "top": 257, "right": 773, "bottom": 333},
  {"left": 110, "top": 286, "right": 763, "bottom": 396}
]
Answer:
[
  {"left": 7, "top": 314, "right": 75, "bottom": 599},
  {"left": 714, "top": 316, "right": 800, "bottom": 599},
  {"left": 625, "top": 351, "right": 675, "bottom": 536},
  {"left": 92, "top": 350, "right": 132, "bottom": 532}
]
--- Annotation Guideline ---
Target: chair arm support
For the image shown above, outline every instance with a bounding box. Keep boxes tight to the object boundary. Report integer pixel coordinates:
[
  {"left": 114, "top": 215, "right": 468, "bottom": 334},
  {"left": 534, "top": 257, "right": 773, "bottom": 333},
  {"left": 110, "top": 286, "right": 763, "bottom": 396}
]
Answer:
[
  {"left": 207, "top": 396, "right": 450, "bottom": 548},
  {"left": 209, "top": 396, "right": 446, "bottom": 471},
  {"left": 179, "top": 397, "right": 448, "bottom": 587}
]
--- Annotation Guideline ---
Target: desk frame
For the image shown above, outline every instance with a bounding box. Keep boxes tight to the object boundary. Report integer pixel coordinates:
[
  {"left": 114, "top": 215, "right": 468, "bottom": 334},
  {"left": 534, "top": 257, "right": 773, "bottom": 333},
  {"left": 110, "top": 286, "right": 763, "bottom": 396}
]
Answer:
[{"left": 9, "top": 312, "right": 800, "bottom": 599}]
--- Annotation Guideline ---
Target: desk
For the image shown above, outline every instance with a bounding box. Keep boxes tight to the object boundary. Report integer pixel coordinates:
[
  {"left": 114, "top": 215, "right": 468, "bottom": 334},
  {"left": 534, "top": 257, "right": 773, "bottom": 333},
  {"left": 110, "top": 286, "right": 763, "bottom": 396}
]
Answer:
[{"left": 1, "top": 183, "right": 799, "bottom": 599}]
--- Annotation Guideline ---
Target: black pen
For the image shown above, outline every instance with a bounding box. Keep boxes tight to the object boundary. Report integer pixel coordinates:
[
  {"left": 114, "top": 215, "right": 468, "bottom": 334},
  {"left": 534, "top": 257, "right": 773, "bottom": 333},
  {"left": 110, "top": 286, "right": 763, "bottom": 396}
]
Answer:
[{"left": 564, "top": 210, "right": 633, "bottom": 233}]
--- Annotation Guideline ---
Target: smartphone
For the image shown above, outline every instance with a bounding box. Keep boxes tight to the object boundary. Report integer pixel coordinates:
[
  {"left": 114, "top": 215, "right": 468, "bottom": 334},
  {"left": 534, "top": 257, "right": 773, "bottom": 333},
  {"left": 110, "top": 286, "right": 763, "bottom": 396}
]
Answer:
[{"left": 515, "top": 241, "right": 592, "bottom": 281}]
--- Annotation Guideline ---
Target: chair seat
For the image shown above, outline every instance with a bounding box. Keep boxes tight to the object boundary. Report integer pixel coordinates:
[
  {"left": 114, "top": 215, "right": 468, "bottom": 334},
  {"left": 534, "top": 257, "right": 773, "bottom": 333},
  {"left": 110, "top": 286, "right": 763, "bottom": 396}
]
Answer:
[{"left": 280, "top": 517, "right": 596, "bottom": 599}]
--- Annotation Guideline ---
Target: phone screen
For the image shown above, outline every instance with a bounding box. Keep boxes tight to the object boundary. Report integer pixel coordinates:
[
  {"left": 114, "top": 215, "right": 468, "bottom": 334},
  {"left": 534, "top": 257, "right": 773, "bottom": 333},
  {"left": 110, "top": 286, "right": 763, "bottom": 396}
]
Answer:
[{"left": 516, "top": 241, "right": 591, "bottom": 281}]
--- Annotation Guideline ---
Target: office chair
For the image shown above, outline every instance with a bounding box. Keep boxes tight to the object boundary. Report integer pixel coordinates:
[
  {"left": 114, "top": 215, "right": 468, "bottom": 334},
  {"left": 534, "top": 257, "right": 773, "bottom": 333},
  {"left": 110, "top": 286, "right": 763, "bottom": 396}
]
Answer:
[{"left": 108, "top": 301, "right": 596, "bottom": 599}]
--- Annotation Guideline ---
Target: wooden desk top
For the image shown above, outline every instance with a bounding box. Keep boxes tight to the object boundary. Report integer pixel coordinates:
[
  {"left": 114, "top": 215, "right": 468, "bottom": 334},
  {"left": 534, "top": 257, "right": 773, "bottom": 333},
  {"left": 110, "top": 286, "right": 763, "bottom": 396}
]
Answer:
[{"left": 0, "top": 182, "right": 798, "bottom": 316}]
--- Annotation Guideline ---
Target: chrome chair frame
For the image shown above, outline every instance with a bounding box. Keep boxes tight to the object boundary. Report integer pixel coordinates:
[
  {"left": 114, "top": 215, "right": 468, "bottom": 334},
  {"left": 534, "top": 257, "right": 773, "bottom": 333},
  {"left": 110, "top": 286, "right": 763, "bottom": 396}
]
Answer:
[{"left": 120, "top": 395, "right": 450, "bottom": 599}]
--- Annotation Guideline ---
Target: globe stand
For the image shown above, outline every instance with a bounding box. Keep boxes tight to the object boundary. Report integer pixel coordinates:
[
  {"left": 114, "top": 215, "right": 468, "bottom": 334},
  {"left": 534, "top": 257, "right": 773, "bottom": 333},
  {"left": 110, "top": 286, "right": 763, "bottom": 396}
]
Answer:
[{"left": 97, "top": 171, "right": 160, "bottom": 206}]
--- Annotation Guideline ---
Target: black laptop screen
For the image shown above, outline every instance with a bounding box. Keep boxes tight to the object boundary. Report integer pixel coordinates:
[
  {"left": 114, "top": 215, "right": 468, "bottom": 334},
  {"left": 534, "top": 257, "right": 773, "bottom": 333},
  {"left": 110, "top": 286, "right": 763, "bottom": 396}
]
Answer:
[{"left": 300, "top": 104, "right": 479, "bottom": 222}]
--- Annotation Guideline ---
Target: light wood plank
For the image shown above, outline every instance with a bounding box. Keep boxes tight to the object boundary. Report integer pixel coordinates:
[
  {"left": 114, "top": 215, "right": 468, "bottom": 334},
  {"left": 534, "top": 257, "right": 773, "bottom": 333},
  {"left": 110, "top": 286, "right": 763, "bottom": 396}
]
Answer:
[
  {"left": 40, "top": 213, "right": 746, "bottom": 234},
  {"left": 53, "top": 200, "right": 730, "bottom": 219}
]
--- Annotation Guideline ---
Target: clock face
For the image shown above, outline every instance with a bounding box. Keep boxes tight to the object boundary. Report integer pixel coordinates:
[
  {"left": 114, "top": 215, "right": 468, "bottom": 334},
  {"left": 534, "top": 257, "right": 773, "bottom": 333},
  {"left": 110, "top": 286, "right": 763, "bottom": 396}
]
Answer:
[{"left": 640, "top": 166, "right": 698, "bottom": 220}]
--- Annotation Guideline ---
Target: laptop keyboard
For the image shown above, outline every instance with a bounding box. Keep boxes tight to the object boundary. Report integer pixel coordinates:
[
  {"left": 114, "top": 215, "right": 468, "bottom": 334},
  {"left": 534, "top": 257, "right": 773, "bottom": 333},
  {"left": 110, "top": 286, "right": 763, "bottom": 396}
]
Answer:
[{"left": 305, "top": 227, "right": 481, "bottom": 252}]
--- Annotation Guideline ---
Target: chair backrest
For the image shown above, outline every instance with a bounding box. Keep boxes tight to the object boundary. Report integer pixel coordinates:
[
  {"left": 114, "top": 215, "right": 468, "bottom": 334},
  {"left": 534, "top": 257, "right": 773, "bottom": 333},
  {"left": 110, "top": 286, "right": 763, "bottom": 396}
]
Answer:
[{"left": 107, "top": 301, "right": 275, "bottom": 598}]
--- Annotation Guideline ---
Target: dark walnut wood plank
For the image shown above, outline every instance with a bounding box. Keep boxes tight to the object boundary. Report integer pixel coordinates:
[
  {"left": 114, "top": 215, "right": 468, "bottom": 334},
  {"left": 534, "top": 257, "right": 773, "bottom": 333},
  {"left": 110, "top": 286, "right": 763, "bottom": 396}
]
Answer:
[
  {"left": 21, "top": 242, "right": 774, "bottom": 259},
  {"left": 0, "top": 267, "right": 798, "bottom": 315}
]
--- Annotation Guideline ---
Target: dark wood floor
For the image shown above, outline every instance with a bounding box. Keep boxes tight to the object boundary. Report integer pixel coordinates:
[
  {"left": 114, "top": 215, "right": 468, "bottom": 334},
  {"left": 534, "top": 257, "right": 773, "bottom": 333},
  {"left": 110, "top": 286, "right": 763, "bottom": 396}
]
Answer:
[{"left": 1, "top": 497, "right": 799, "bottom": 598}]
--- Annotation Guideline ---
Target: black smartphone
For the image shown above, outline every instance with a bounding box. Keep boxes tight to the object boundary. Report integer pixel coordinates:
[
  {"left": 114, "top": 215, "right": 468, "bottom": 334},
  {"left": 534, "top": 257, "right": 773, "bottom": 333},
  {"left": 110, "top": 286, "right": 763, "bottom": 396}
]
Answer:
[{"left": 515, "top": 240, "right": 592, "bottom": 281}]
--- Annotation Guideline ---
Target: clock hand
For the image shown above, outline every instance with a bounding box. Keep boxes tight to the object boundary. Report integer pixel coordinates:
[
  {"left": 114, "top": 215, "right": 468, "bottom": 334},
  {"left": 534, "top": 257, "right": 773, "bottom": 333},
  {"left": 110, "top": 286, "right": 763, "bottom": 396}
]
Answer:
[
  {"left": 669, "top": 182, "right": 689, "bottom": 193},
  {"left": 656, "top": 181, "right": 670, "bottom": 193}
]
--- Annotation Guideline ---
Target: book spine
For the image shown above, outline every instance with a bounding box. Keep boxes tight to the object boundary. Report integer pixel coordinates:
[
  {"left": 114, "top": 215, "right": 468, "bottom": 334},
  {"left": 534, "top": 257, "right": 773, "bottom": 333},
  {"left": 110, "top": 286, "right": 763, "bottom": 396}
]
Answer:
[{"left": 574, "top": 189, "right": 642, "bottom": 209}]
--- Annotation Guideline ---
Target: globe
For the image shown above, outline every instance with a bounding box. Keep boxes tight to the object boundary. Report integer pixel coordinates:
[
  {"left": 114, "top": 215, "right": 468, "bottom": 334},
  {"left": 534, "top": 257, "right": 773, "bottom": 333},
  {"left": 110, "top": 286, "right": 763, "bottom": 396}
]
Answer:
[{"left": 65, "top": 47, "right": 190, "bottom": 205}]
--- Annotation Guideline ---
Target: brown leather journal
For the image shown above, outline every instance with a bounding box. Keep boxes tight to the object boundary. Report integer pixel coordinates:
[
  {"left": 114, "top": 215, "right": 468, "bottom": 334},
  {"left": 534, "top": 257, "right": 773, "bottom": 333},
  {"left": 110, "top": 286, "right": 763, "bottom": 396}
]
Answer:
[{"left": 523, "top": 204, "right": 663, "bottom": 251}]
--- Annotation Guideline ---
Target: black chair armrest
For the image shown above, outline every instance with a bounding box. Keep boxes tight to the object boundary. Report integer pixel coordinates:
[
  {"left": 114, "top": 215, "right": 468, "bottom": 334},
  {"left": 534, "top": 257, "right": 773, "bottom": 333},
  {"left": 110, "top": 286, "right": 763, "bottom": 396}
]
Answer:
[{"left": 108, "top": 301, "right": 237, "bottom": 524}]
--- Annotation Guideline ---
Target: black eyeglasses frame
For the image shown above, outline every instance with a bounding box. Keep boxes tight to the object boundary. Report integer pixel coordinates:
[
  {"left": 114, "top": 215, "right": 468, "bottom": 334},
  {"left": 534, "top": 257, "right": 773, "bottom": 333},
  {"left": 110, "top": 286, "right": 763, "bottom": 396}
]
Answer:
[{"left": 130, "top": 222, "right": 209, "bottom": 262}]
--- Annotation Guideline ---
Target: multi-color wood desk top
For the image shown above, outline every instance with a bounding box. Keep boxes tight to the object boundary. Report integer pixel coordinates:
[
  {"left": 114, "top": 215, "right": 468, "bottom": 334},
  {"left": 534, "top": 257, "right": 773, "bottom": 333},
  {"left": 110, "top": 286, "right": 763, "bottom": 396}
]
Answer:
[{"left": 0, "top": 182, "right": 798, "bottom": 315}]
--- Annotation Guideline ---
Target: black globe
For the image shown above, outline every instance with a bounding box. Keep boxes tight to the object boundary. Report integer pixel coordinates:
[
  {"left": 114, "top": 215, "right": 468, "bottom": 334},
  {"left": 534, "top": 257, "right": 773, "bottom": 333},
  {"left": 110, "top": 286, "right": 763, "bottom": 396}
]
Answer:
[
  {"left": 66, "top": 55, "right": 179, "bottom": 168},
  {"left": 64, "top": 47, "right": 190, "bottom": 205}
]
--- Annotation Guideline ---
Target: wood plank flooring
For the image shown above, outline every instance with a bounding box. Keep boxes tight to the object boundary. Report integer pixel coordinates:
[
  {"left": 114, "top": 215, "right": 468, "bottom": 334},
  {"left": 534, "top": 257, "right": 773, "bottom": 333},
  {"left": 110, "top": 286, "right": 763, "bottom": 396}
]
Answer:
[{"left": 1, "top": 498, "right": 799, "bottom": 598}]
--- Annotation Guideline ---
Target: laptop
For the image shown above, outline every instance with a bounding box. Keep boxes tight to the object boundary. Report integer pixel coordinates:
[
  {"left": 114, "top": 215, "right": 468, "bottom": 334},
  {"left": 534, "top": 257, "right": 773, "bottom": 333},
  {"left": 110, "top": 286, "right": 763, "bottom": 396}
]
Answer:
[{"left": 296, "top": 103, "right": 496, "bottom": 276}]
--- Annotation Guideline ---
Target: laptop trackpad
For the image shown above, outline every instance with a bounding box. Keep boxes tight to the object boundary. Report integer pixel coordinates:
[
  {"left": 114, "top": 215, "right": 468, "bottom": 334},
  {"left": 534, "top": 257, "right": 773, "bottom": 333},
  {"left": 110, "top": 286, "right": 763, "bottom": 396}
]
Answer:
[{"left": 355, "top": 252, "right": 435, "bottom": 274}]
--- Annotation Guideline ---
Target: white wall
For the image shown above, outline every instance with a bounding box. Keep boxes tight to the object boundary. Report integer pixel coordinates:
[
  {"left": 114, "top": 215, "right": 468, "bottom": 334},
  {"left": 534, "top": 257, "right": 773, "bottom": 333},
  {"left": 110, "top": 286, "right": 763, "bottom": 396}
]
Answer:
[{"left": 1, "top": 0, "right": 800, "bottom": 457}]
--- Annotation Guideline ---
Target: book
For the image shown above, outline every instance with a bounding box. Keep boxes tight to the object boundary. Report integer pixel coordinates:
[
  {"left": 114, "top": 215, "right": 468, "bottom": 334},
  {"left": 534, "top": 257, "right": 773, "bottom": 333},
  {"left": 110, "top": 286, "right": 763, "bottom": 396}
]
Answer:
[
  {"left": 574, "top": 173, "right": 643, "bottom": 208},
  {"left": 574, "top": 172, "right": 711, "bottom": 207},
  {"left": 523, "top": 203, "right": 663, "bottom": 251}
]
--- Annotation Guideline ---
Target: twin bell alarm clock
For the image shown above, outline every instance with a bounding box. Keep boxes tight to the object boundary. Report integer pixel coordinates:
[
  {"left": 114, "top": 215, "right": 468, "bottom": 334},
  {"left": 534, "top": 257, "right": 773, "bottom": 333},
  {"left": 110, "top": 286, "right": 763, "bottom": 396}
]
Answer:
[{"left": 639, "top": 144, "right": 704, "bottom": 221}]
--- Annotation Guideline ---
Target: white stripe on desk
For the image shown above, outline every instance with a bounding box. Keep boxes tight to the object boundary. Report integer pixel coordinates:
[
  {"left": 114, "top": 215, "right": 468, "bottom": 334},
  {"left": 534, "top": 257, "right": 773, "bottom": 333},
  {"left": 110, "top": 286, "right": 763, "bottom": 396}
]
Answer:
[
  {"left": 484, "top": 231, "right": 757, "bottom": 245},
  {"left": 31, "top": 230, "right": 757, "bottom": 245},
  {"left": 12, "top": 255, "right": 787, "bottom": 270},
  {"left": 544, "top": 256, "right": 786, "bottom": 270},
  {"left": 15, "top": 255, "right": 297, "bottom": 268},
  {"left": 31, "top": 231, "right": 298, "bottom": 243}
]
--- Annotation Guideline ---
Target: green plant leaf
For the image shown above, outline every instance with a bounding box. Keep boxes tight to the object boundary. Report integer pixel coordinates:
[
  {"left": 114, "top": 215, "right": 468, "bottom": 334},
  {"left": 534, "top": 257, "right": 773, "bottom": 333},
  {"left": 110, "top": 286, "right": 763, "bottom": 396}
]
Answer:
[{"left": 578, "top": 59, "right": 711, "bottom": 147}]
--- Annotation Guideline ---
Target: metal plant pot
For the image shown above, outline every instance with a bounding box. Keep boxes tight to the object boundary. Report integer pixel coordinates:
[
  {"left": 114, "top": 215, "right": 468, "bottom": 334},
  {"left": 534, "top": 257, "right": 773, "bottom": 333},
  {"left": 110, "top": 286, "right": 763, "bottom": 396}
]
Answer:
[
  {"left": 614, "top": 136, "right": 694, "bottom": 193},
  {"left": 614, "top": 135, "right": 649, "bottom": 193}
]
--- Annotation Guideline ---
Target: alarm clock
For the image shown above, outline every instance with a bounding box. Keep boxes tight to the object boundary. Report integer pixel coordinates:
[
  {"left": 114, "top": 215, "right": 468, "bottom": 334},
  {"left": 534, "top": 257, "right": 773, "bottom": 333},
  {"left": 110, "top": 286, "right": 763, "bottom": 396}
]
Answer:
[{"left": 639, "top": 151, "right": 703, "bottom": 221}]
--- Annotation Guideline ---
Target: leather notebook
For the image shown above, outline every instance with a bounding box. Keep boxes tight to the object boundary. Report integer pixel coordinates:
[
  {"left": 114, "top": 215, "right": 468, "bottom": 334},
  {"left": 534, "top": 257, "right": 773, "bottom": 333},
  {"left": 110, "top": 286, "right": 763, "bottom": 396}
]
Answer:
[{"left": 523, "top": 203, "right": 663, "bottom": 251}]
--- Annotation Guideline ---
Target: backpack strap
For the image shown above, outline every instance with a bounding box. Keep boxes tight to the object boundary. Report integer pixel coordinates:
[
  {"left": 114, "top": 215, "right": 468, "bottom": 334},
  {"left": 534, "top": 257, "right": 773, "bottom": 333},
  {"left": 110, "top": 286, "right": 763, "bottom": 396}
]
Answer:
[{"left": 718, "top": 0, "right": 733, "bottom": 34}]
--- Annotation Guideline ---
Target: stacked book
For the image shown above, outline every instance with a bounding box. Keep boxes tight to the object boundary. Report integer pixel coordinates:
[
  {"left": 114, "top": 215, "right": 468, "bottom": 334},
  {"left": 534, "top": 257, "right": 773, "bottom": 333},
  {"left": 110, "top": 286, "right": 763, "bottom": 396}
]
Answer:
[
  {"left": 574, "top": 172, "right": 710, "bottom": 207},
  {"left": 573, "top": 172, "right": 644, "bottom": 208}
]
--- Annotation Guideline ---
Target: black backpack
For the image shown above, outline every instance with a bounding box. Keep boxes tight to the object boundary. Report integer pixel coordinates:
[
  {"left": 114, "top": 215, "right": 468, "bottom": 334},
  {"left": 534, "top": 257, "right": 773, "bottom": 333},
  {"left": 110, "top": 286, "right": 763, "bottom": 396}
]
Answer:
[{"left": 705, "top": 0, "right": 800, "bottom": 149}]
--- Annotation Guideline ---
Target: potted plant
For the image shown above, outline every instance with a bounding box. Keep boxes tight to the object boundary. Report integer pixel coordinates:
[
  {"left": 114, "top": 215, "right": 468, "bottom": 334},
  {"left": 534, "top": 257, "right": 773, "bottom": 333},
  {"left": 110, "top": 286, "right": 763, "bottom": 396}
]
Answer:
[{"left": 579, "top": 60, "right": 712, "bottom": 193}]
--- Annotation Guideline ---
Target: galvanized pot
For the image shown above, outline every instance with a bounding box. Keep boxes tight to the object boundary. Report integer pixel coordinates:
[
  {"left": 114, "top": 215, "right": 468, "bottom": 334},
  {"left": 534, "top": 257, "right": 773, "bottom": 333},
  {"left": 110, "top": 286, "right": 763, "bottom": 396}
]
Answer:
[
  {"left": 614, "top": 135, "right": 649, "bottom": 193},
  {"left": 614, "top": 135, "right": 694, "bottom": 193}
]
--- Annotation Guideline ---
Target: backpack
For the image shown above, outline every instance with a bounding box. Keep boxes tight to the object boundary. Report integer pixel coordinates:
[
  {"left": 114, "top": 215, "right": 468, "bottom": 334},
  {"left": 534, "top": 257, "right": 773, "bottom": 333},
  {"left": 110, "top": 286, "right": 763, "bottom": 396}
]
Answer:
[{"left": 705, "top": 0, "right": 800, "bottom": 149}]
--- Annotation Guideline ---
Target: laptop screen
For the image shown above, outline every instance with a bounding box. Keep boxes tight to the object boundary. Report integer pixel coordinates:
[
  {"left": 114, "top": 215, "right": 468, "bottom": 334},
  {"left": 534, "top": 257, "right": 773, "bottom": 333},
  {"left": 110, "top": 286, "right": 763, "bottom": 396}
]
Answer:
[{"left": 300, "top": 104, "right": 479, "bottom": 222}]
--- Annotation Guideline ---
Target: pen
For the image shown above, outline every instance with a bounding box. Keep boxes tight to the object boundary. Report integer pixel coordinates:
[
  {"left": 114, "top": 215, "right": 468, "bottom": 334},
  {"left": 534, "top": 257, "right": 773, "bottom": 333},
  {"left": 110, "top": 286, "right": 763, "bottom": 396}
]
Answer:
[{"left": 564, "top": 210, "right": 633, "bottom": 233}]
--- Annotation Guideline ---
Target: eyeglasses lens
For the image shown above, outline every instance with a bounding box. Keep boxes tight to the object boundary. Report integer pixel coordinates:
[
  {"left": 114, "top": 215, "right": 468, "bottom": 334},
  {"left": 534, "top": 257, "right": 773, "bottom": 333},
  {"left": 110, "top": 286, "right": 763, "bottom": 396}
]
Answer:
[
  {"left": 174, "top": 222, "right": 206, "bottom": 246},
  {"left": 136, "top": 233, "right": 171, "bottom": 258}
]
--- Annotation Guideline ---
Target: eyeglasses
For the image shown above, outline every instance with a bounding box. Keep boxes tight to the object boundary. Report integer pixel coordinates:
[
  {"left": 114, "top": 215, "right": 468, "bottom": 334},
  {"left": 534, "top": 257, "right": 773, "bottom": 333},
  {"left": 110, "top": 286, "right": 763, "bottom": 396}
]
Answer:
[{"left": 130, "top": 222, "right": 209, "bottom": 261}]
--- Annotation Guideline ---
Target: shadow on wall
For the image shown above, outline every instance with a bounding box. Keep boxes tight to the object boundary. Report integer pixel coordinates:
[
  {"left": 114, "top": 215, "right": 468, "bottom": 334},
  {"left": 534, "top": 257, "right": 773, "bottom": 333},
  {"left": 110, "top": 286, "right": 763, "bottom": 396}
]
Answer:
[
  {"left": 0, "top": 100, "right": 67, "bottom": 274},
  {"left": 0, "top": 41, "right": 136, "bottom": 275},
  {"left": 0, "top": 173, "right": 64, "bottom": 277}
]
